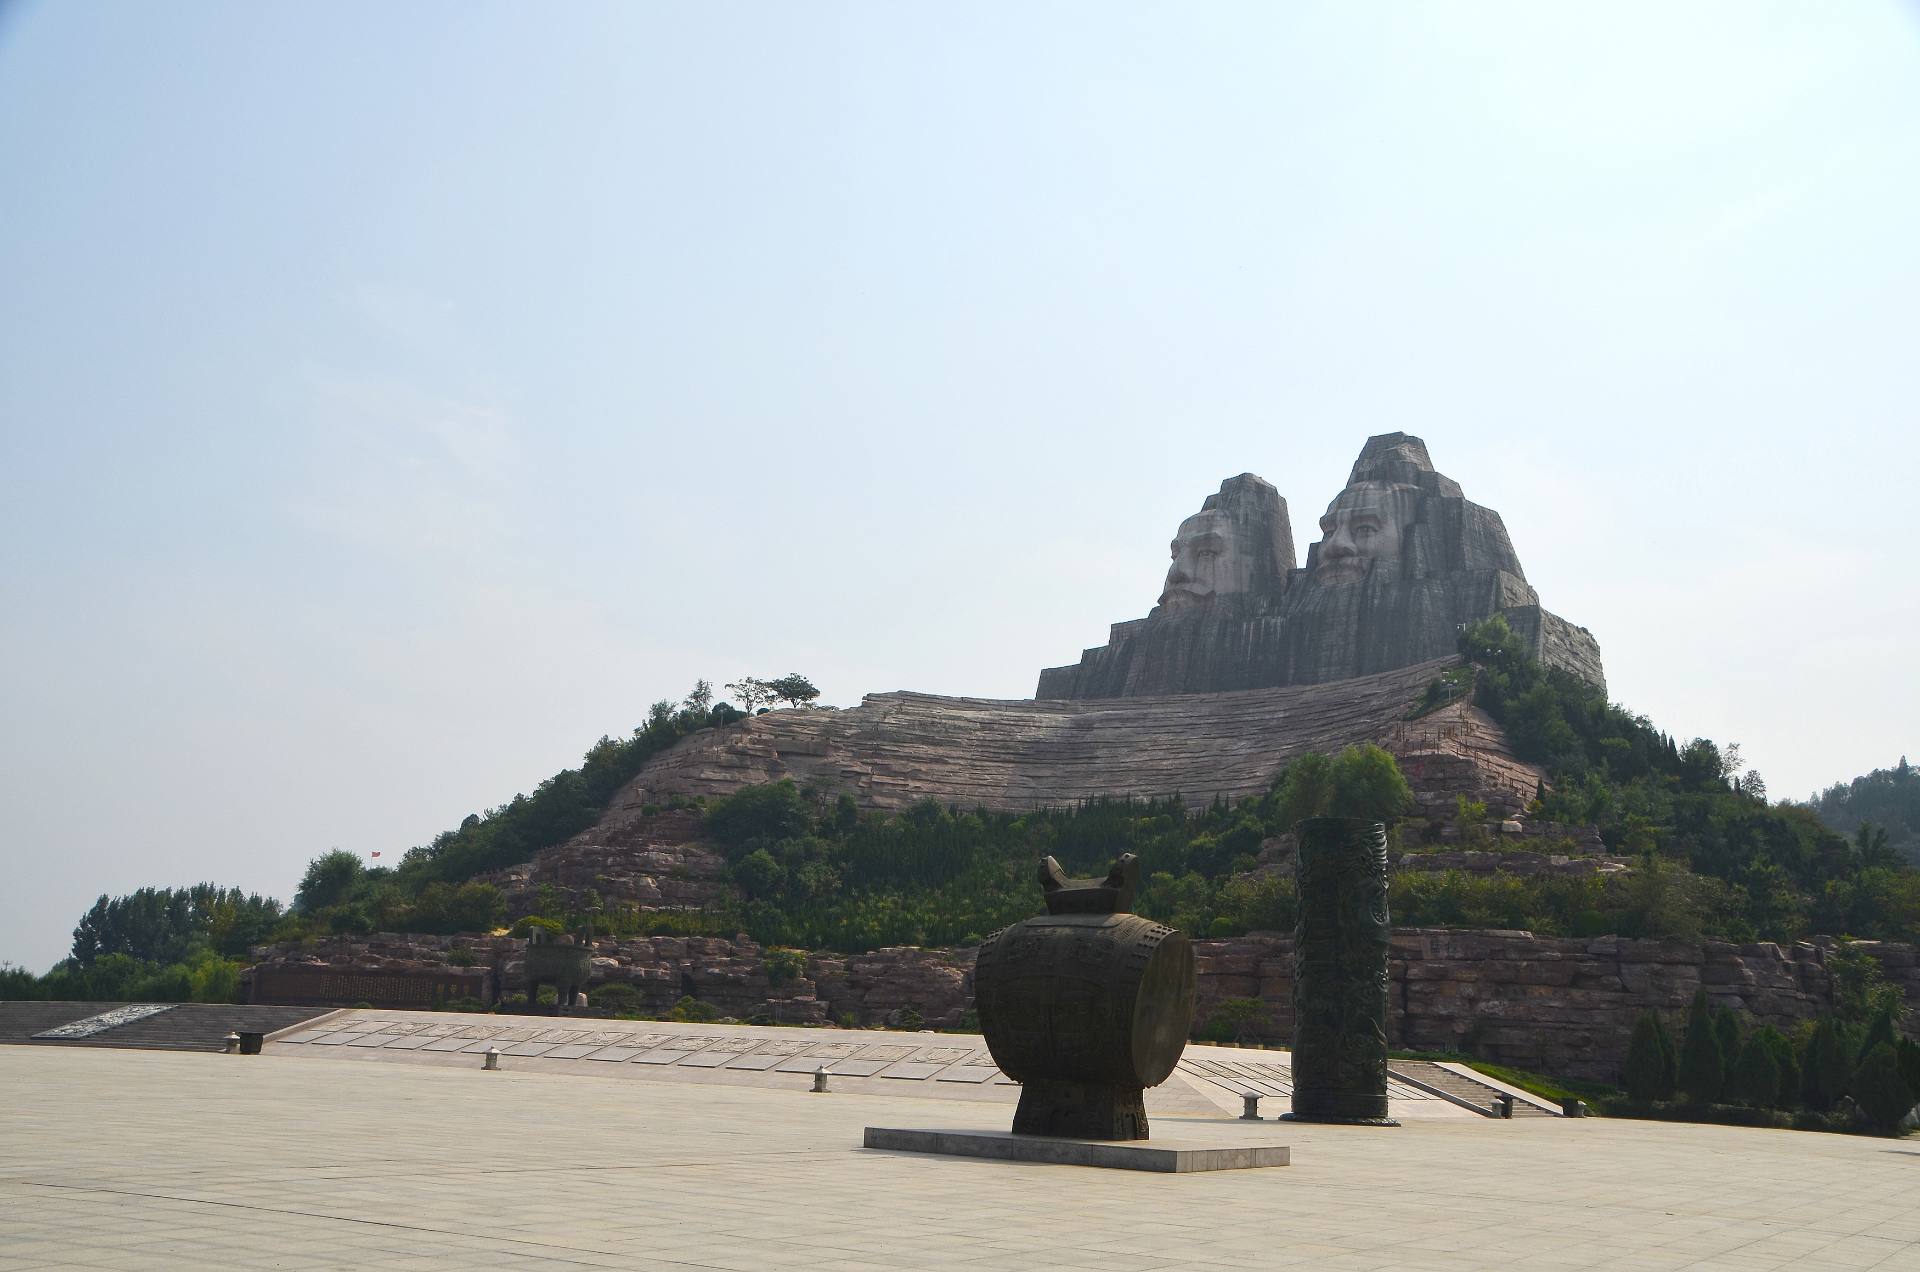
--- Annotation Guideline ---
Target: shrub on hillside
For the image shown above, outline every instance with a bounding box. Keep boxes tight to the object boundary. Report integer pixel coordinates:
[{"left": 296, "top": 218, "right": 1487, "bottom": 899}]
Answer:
[
  {"left": 668, "top": 995, "right": 721, "bottom": 1023},
  {"left": 705, "top": 780, "right": 812, "bottom": 855},
  {"left": 1275, "top": 745, "right": 1412, "bottom": 827}
]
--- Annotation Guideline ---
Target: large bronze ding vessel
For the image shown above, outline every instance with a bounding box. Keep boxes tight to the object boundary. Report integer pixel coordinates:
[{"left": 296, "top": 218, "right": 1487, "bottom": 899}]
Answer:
[
  {"left": 1287, "top": 816, "right": 1396, "bottom": 1124},
  {"left": 974, "top": 854, "right": 1196, "bottom": 1140}
]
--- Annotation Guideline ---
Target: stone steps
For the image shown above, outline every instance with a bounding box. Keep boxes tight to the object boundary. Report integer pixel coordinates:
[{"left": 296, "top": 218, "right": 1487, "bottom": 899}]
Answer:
[{"left": 1389, "top": 1059, "right": 1556, "bottom": 1116}]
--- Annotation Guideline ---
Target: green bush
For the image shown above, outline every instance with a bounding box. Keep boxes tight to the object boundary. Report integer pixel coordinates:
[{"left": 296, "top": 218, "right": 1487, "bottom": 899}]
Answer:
[
  {"left": 1275, "top": 746, "right": 1412, "bottom": 827},
  {"left": 669, "top": 995, "right": 720, "bottom": 1023},
  {"left": 705, "top": 780, "right": 812, "bottom": 855},
  {"left": 762, "top": 948, "right": 807, "bottom": 985},
  {"left": 589, "top": 983, "right": 643, "bottom": 1014},
  {"left": 1204, "top": 997, "right": 1268, "bottom": 1044}
]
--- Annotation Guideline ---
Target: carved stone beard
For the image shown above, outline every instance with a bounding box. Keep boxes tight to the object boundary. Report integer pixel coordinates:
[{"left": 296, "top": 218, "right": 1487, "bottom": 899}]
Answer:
[
  {"left": 1312, "top": 483, "right": 1414, "bottom": 586},
  {"left": 1158, "top": 510, "right": 1253, "bottom": 610}
]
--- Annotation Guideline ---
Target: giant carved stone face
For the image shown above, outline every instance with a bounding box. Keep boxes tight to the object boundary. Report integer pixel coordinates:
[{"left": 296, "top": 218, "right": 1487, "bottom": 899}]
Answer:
[
  {"left": 1313, "top": 483, "right": 1410, "bottom": 585},
  {"left": 1159, "top": 509, "right": 1255, "bottom": 610}
]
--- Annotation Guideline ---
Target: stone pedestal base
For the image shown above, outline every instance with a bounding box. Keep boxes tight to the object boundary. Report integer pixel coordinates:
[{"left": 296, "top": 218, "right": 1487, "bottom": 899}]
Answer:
[
  {"left": 1012, "top": 1079, "right": 1148, "bottom": 1140},
  {"left": 1285, "top": 1088, "right": 1398, "bottom": 1127},
  {"left": 864, "top": 1127, "right": 1290, "bottom": 1173}
]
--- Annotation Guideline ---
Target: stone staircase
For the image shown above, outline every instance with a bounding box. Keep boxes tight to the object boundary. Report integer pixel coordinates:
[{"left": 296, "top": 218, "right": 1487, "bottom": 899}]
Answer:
[{"left": 1389, "top": 1059, "right": 1557, "bottom": 1116}]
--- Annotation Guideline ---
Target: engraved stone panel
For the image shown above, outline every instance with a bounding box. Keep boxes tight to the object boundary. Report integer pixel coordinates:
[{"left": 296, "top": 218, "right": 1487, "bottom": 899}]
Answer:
[{"left": 33, "top": 1004, "right": 174, "bottom": 1039}]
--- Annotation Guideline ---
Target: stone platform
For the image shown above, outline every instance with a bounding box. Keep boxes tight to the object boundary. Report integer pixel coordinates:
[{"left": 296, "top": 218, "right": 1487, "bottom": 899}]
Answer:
[
  {"left": 266, "top": 1008, "right": 1548, "bottom": 1119},
  {"left": 4, "top": 1045, "right": 1916, "bottom": 1270},
  {"left": 863, "top": 1126, "right": 1291, "bottom": 1172}
]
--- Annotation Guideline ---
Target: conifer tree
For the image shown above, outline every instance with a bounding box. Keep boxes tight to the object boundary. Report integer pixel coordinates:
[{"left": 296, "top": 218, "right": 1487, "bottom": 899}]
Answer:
[
  {"left": 1899, "top": 1037, "right": 1920, "bottom": 1101},
  {"left": 1756, "top": 1026, "right": 1800, "bottom": 1110},
  {"left": 1623, "top": 1009, "right": 1678, "bottom": 1102},
  {"left": 1858, "top": 1007, "right": 1898, "bottom": 1066},
  {"left": 1849, "top": 1043, "right": 1917, "bottom": 1133},
  {"left": 1712, "top": 1007, "right": 1743, "bottom": 1073},
  {"left": 1677, "top": 989, "right": 1726, "bottom": 1104},
  {"left": 1801, "top": 1018, "right": 1852, "bottom": 1113},
  {"left": 1729, "top": 1033, "right": 1781, "bottom": 1108}
]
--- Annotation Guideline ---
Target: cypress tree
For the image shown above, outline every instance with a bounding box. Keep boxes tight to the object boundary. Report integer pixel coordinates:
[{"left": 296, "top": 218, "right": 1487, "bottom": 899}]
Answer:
[
  {"left": 1757, "top": 1026, "right": 1800, "bottom": 1110},
  {"left": 1899, "top": 1037, "right": 1920, "bottom": 1101},
  {"left": 1712, "top": 1008, "right": 1743, "bottom": 1071},
  {"left": 1858, "top": 1008, "right": 1897, "bottom": 1066},
  {"left": 1849, "top": 1044, "right": 1916, "bottom": 1133},
  {"left": 1677, "top": 989, "right": 1726, "bottom": 1104},
  {"left": 1801, "top": 1019, "right": 1851, "bottom": 1113},
  {"left": 1729, "top": 1033, "right": 1780, "bottom": 1108},
  {"left": 1623, "top": 1010, "right": 1677, "bottom": 1102}
]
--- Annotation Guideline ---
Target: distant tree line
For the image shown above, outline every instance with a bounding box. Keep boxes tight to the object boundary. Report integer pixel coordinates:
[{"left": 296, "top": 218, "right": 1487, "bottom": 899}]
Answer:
[
  {"left": 1459, "top": 615, "right": 1920, "bottom": 944},
  {"left": 0, "top": 883, "right": 280, "bottom": 1004},
  {"left": 1621, "top": 948, "right": 1920, "bottom": 1135},
  {"left": 1804, "top": 757, "right": 1920, "bottom": 868}
]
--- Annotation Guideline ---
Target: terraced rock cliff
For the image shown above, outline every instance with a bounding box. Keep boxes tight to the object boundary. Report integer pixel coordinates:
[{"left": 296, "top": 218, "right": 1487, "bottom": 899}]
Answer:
[{"left": 604, "top": 656, "right": 1541, "bottom": 818}]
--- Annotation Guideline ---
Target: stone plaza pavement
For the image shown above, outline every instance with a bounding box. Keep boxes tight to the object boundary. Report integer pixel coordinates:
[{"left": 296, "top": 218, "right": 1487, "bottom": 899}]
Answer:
[{"left": 2, "top": 1046, "right": 1917, "bottom": 1272}]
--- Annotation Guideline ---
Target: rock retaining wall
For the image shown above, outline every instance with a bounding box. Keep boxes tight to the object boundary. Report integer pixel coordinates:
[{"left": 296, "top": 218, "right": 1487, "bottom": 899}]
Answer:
[
  {"left": 1194, "top": 930, "right": 1920, "bottom": 1082},
  {"left": 251, "top": 929, "right": 1918, "bottom": 1084}
]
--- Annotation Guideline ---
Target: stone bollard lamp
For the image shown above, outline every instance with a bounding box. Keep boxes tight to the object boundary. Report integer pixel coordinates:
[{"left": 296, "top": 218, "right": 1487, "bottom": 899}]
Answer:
[
  {"left": 811, "top": 1066, "right": 831, "bottom": 1093},
  {"left": 223, "top": 1032, "right": 241, "bottom": 1054},
  {"left": 483, "top": 1046, "right": 502, "bottom": 1071}
]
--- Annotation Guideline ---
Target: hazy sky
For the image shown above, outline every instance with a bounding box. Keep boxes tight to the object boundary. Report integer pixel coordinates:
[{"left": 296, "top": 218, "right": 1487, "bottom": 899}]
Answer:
[{"left": 3, "top": 3, "right": 1917, "bottom": 972}]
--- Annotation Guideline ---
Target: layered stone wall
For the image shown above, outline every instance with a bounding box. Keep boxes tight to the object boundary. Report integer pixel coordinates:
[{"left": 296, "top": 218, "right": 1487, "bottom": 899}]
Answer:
[
  {"left": 1194, "top": 930, "right": 1920, "bottom": 1082},
  {"left": 252, "top": 929, "right": 1919, "bottom": 1085},
  {"left": 246, "top": 933, "right": 973, "bottom": 1031},
  {"left": 602, "top": 658, "right": 1544, "bottom": 820}
]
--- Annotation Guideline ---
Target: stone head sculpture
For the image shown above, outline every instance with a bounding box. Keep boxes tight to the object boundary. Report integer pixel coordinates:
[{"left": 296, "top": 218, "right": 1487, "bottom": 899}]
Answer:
[
  {"left": 1158, "top": 473, "right": 1295, "bottom": 611},
  {"left": 1308, "top": 433, "right": 1525, "bottom": 583},
  {"left": 1310, "top": 480, "right": 1419, "bottom": 585}
]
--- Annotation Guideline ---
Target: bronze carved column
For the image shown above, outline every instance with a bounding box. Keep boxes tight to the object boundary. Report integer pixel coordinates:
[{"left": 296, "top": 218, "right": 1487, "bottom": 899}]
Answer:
[{"left": 1287, "top": 816, "right": 1396, "bottom": 1125}]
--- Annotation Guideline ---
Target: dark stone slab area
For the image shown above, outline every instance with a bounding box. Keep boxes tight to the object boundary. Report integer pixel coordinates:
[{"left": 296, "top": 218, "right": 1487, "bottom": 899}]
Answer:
[{"left": 0, "top": 1002, "right": 331, "bottom": 1051}]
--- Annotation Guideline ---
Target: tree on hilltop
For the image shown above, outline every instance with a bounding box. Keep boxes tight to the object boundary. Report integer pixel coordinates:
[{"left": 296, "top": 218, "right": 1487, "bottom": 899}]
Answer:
[
  {"left": 766, "top": 673, "right": 821, "bottom": 709},
  {"left": 725, "top": 677, "right": 772, "bottom": 714},
  {"left": 725, "top": 673, "right": 821, "bottom": 713},
  {"left": 295, "top": 849, "right": 364, "bottom": 913}
]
